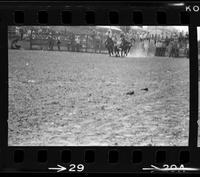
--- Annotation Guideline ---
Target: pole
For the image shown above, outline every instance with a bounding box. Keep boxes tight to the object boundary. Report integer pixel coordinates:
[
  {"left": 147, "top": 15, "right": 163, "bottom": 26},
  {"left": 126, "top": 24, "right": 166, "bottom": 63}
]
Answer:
[
  {"left": 30, "top": 29, "right": 33, "bottom": 50},
  {"left": 86, "top": 35, "right": 88, "bottom": 52}
]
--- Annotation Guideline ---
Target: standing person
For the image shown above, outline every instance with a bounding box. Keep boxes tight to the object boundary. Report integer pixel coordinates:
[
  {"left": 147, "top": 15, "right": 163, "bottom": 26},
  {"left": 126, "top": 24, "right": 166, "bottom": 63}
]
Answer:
[
  {"left": 186, "top": 39, "right": 189, "bottom": 58},
  {"left": 51, "top": 37, "right": 54, "bottom": 51},
  {"left": 148, "top": 37, "right": 154, "bottom": 56},
  {"left": 155, "top": 40, "right": 159, "bottom": 56},
  {"left": 95, "top": 32, "right": 101, "bottom": 53},
  {"left": 70, "top": 33, "right": 75, "bottom": 52},
  {"left": 143, "top": 38, "right": 149, "bottom": 56},
  {"left": 185, "top": 32, "right": 189, "bottom": 58},
  {"left": 48, "top": 34, "right": 52, "bottom": 50},
  {"left": 99, "top": 33, "right": 105, "bottom": 54},
  {"left": 75, "top": 35, "right": 81, "bottom": 52},
  {"left": 164, "top": 36, "right": 170, "bottom": 56},
  {"left": 169, "top": 40, "right": 175, "bottom": 58},
  {"left": 57, "top": 36, "right": 61, "bottom": 51},
  {"left": 91, "top": 29, "right": 96, "bottom": 52},
  {"left": 19, "top": 27, "right": 24, "bottom": 40},
  {"left": 66, "top": 33, "right": 71, "bottom": 51},
  {"left": 173, "top": 38, "right": 179, "bottom": 57},
  {"left": 49, "top": 33, "right": 54, "bottom": 51},
  {"left": 156, "top": 40, "right": 162, "bottom": 56},
  {"left": 160, "top": 37, "right": 166, "bottom": 56},
  {"left": 48, "top": 32, "right": 52, "bottom": 50}
]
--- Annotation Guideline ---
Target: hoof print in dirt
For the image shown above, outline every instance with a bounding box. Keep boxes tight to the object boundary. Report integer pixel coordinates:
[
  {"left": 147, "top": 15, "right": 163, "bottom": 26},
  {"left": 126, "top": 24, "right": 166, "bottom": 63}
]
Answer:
[
  {"left": 51, "top": 101, "right": 59, "bottom": 105},
  {"left": 101, "top": 105, "right": 105, "bottom": 110},
  {"left": 69, "top": 78, "right": 75, "bottom": 82},
  {"left": 126, "top": 90, "right": 135, "bottom": 95},
  {"left": 141, "top": 88, "right": 148, "bottom": 91}
]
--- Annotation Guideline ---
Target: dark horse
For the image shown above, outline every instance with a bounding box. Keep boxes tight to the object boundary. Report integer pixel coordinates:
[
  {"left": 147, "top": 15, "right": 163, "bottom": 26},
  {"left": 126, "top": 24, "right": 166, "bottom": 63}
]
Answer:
[
  {"left": 105, "top": 36, "right": 132, "bottom": 57},
  {"left": 120, "top": 38, "right": 132, "bottom": 57},
  {"left": 105, "top": 37, "right": 114, "bottom": 56}
]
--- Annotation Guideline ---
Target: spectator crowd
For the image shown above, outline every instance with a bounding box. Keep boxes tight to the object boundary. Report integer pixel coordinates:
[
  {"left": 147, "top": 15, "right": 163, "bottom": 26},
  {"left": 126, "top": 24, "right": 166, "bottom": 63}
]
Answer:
[{"left": 9, "top": 26, "right": 189, "bottom": 58}]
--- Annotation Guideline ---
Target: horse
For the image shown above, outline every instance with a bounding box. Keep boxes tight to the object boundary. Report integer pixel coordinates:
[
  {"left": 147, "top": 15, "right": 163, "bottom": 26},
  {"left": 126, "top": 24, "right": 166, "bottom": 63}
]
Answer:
[
  {"left": 120, "top": 38, "right": 132, "bottom": 57},
  {"left": 105, "top": 36, "right": 132, "bottom": 57},
  {"left": 114, "top": 43, "right": 121, "bottom": 57},
  {"left": 105, "top": 37, "right": 114, "bottom": 56}
]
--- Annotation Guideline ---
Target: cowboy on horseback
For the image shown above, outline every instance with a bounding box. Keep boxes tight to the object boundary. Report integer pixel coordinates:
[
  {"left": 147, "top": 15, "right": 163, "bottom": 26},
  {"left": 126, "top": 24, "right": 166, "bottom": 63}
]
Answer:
[
  {"left": 120, "top": 32, "right": 132, "bottom": 56},
  {"left": 105, "top": 29, "right": 114, "bottom": 56},
  {"left": 113, "top": 35, "right": 121, "bottom": 57}
]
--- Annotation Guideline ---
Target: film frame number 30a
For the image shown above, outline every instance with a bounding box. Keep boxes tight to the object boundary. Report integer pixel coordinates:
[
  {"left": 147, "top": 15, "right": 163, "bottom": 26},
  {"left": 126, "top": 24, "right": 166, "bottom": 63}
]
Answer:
[{"left": 0, "top": 0, "right": 200, "bottom": 174}]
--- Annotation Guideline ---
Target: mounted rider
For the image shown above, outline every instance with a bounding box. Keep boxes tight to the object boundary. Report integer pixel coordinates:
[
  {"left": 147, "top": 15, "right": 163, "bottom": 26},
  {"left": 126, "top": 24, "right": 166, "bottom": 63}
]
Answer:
[
  {"left": 105, "top": 29, "right": 114, "bottom": 56},
  {"left": 106, "top": 29, "right": 112, "bottom": 39},
  {"left": 105, "top": 29, "right": 113, "bottom": 46},
  {"left": 120, "top": 32, "right": 125, "bottom": 43},
  {"left": 120, "top": 32, "right": 131, "bottom": 56},
  {"left": 113, "top": 34, "right": 121, "bottom": 57}
]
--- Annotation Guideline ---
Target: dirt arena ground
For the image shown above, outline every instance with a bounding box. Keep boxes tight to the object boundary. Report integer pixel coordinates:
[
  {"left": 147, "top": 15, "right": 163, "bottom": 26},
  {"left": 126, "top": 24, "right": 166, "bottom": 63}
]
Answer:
[{"left": 8, "top": 50, "right": 189, "bottom": 146}]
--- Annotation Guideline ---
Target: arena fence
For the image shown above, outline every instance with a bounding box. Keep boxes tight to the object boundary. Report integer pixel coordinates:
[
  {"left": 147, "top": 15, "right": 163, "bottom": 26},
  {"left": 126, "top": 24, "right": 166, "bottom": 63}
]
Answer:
[{"left": 8, "top": 30, "right": 189, "bottom": 58}]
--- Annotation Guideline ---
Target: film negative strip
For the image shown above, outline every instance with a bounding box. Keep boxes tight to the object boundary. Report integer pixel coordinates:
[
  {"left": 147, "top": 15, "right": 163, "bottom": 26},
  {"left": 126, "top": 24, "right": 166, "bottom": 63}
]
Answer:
[{"left": 0, "top": 0, "right": 200, "bottom": 174}]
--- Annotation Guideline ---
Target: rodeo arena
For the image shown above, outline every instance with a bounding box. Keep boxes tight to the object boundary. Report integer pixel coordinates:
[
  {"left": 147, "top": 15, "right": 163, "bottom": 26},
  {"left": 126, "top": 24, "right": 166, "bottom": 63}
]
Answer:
[
  {"left": 8, "top": 26, "right": 190, "bottom": 146},
  {"left": 8, "top": 26, "right": 189, "bottom": 58}
]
